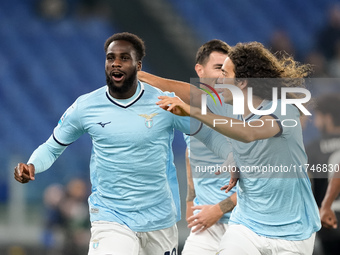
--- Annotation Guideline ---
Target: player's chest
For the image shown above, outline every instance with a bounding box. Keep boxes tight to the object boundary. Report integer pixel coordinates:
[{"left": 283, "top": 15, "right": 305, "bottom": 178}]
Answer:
[{"left": 84, "top": 105, "right": 173, "bottom": 140}]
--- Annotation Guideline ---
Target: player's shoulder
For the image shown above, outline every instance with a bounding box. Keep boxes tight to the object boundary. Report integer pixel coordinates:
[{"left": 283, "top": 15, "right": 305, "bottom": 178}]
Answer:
[
  {"left": 141, "top": 81, "right": 175, "bottom": 97},
  {"left": 76, "top": 86, "right": 106, "bottom": 105},
  {"left": 263, "top": 99, "right": 300, "bottom": 118}
]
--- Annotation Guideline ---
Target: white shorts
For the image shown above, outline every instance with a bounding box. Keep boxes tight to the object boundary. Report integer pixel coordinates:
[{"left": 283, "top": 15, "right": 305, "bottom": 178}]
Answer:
[
  {"left": 217, "top": 224, "right": 316, "bottom": 255},
  {"left": 88, "top": 221, "right": 178, "bottom": 255},
  {"left": 182, "top": 223, "right": 228, "bottom": 255}
]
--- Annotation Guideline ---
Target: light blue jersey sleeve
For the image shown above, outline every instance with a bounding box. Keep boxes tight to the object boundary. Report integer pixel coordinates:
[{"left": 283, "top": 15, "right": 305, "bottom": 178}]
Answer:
[
  {"left": 193, "top": 124, "right": 231, "bottom": 160},
  {"left": 53, "top": 100, "right": 85, "bottom": 145},
  {"left": 27, "top": 136, "right": 66, "bottom": 173},
  {"left": 27, "top": 98, "right": 85, "bottom": 173}
]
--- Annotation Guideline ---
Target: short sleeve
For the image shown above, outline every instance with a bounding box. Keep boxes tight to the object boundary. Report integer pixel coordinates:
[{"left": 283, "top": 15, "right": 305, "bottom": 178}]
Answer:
[{"left": 268, "top": 102, "right": 301, "bottom": 138}]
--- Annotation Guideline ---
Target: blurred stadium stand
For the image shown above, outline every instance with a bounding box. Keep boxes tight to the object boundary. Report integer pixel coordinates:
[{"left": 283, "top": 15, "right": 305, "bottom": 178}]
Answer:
[
  {"left": 0, "top": 0, "right": 114, "bottom": 201},
  {"left": 1, "top": 0, "right": 340, "bottom": 254},
  {"left": 168, "top": 0, "right": 335, "bottom": 57}
]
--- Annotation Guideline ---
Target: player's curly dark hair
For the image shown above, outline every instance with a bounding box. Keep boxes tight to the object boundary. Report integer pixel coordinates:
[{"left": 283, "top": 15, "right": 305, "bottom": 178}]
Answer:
[
  {"left": 228, "top": 42, "right": 312, "bottom": 100},
  {"left": 195, "top": 39, "right": 230, "bottom": 65},
  {"left": 104, "top": 32, "right": 146, "bottom": 61}
]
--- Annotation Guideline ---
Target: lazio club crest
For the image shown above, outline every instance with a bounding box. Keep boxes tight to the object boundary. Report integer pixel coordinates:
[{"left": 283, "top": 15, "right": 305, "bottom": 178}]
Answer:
[
  {"left": 139, "top": 113, "right": 158, "bottom": 128},
  {"left": 92, "top": 239, "right": 99, "bottom": 249}
]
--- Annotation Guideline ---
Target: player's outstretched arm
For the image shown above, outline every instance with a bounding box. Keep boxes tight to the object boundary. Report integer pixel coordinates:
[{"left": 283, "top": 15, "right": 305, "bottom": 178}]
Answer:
[
  {"left": 185, "top": 148, "right": 196, "bottom": 221},
  {"left": 138, "top": 71, "right": 204, "bottom": 106},
  {"left": 187, "top": 193, "right": 237, "bottom": 232},
  {"left": 191, "top": 110, "right": 281, "bottom": 143},
  {"left": 14, "top": 163, "right": 35, "bottom": 183},
  {"left": 157, "top": 96, "right": 191, "bottom": 116},
  {"left": 157, "top": 96, "right": 281, "bottom": 143},
  {"left": 320, "top": 172, "right": 340, "bottom": 229}
]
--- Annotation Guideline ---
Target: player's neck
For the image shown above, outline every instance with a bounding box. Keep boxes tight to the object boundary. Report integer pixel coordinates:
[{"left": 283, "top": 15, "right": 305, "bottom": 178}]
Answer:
[{"left": 109, "top": 81, "right": 138, "bottom": 100}]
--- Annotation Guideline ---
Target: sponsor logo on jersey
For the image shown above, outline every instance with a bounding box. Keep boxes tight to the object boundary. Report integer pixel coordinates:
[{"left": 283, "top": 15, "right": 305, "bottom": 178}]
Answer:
[
  {"left": 138, "top": 113, "right": 159, "bottom": 128},
  {"left": 97, "top": 121, "right": 111, "bottom": 128}
]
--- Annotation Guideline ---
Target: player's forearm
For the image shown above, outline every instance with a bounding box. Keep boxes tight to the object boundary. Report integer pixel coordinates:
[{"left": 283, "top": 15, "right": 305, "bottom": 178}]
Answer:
[
  {"left": 191, "top": 108, "right": 279, "bottom": 143},
  {"left": 185, "top": 149, "right": 196, "bottom": 202},
  {"left": 194, "top": 124, "right": 231, "bottom": 160},
  {"left": 321, "top": 177, "right": 340, "bottom": 208},
  {"left": 138, "top": 71, "right": 203, "bottom": 106},
  {"left": 28, "top": 135, "right": 66, "bottom": 173},
  {"left": 186, "top": 182, "right": 196, "bottom": 202},
  {"left": 218, "top": 193, "right": 237, "bottom": 214},
  {"left": 191, "top": 107, "right": 252, "bottom": 142}
]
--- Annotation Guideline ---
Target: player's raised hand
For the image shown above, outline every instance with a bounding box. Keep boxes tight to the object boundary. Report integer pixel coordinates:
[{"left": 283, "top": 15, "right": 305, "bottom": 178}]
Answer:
[
  {"left": 14, "top": 163, "right": 35, "bottom": 183},
  {"left": 156, "top": 96, "right": 190, "bottom": 116}
]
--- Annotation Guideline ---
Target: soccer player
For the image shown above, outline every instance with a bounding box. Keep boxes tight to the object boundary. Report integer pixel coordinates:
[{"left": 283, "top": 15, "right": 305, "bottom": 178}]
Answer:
[
  {"left": 14, "top": 32, "right": 192, "bottom": 255},
  {"left": 139, "top": 39, "right": 237, "bottom": 255},
  {"left": 183, "top": 40, "right": 236, "bottom": 254},
  {"left": 154, "top": 42, "right": 321, "bottom": 254},
  {"left": 306, "top": 93, "right": 340, "bottom": 255}
]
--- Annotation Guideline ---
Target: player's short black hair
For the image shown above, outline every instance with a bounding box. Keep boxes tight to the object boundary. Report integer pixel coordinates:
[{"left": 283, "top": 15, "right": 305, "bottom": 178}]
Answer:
[
  {"left": 104, "top": 32, "right": 146, "bottom": 61},
  {"left": 195, "top": 39, "right": 230, "bottom": 65},
  {"left": 315, "top": 94, "right": 340, "bottom": 126}
]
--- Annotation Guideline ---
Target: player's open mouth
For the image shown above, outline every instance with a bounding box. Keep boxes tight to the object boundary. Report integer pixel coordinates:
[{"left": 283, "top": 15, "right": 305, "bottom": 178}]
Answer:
[{"left": 111, "top": 71, "right": 125, "bottom": 82}]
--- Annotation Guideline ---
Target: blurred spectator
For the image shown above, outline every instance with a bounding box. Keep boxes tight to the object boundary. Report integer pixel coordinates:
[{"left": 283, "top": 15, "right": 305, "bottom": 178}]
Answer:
[
  {"left": 305, "top": 51, "right": 329, "bottom": 77},
  {"left": 75, "top": 0, "right": 111, "bottom": 18},
  {"left": 60, "top": 178, "right": 90, "bottom": 255},
  {"left": 42, "top": 184, "right": 65, "bottom": 255},
  {"left": 6, "top": 246, "right": 26, "bottom": 255},
  {"left": 306, "top": 93, "right": 340, "bottom": 255},
  {"left": 328, "top": 40, "right": 340, "bottom": 77},
  {"left": 42, "top": 179, "right": 90, "bottom": 255},
  {"left": 316, "top": 3, "right": 340, "bottom": 61},
  {"left": 269, "top": 29, "right": 296, "bottom": 59},
  {"left": 37, "top": 0, "right": 68, "bottom": 20}
]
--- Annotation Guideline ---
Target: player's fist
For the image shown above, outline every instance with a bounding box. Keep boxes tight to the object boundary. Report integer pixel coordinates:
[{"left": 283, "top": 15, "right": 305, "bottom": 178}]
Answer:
[
  {"left": 320, "top": 206, "right": 338, "bottom": 229},
  {"left": 14, "top": 163, "right": 35, "bottom": 183}
]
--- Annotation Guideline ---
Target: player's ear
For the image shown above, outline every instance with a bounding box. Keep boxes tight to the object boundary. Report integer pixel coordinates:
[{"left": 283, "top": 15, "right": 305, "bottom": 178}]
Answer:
[
  {"left": 237, "top": 79, "right": 248, "bottom": 90},
  {"left": 137, "top": 61, "right": 142, "bottom": 71},
  {"left": 195, "top": 64, "right": 204, "bottom": 77}
]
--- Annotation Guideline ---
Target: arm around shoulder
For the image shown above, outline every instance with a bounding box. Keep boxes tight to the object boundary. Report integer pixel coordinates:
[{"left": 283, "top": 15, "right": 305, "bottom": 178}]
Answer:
[{"left": 138, "top": 71, "right": 203, "bottom": 106}]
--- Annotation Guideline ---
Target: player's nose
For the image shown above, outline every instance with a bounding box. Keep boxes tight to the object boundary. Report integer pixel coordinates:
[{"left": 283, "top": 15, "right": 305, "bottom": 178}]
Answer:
[{"left": 112, "top": 59, "right": 122, "bottom": 68}]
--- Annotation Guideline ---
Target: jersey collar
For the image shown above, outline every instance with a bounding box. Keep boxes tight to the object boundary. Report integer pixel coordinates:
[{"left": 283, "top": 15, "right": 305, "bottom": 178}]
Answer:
[
  {"left": 106, "top": 82, "right": 145, "bottom": 108},
  {"left": 241, "top": 99, "right": 269, "bottom": 121}
]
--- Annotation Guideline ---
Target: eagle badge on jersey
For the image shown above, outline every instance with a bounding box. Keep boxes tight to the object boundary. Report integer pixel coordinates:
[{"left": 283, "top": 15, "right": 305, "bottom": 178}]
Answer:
[{"left": 139, "top": 113, "right": 158, "bottom": 128}]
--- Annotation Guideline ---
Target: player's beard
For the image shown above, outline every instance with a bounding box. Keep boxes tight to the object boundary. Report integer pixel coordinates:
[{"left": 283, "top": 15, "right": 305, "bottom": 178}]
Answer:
[{"left": 106, "top": 68, "right": 138, "bottom": 95}]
